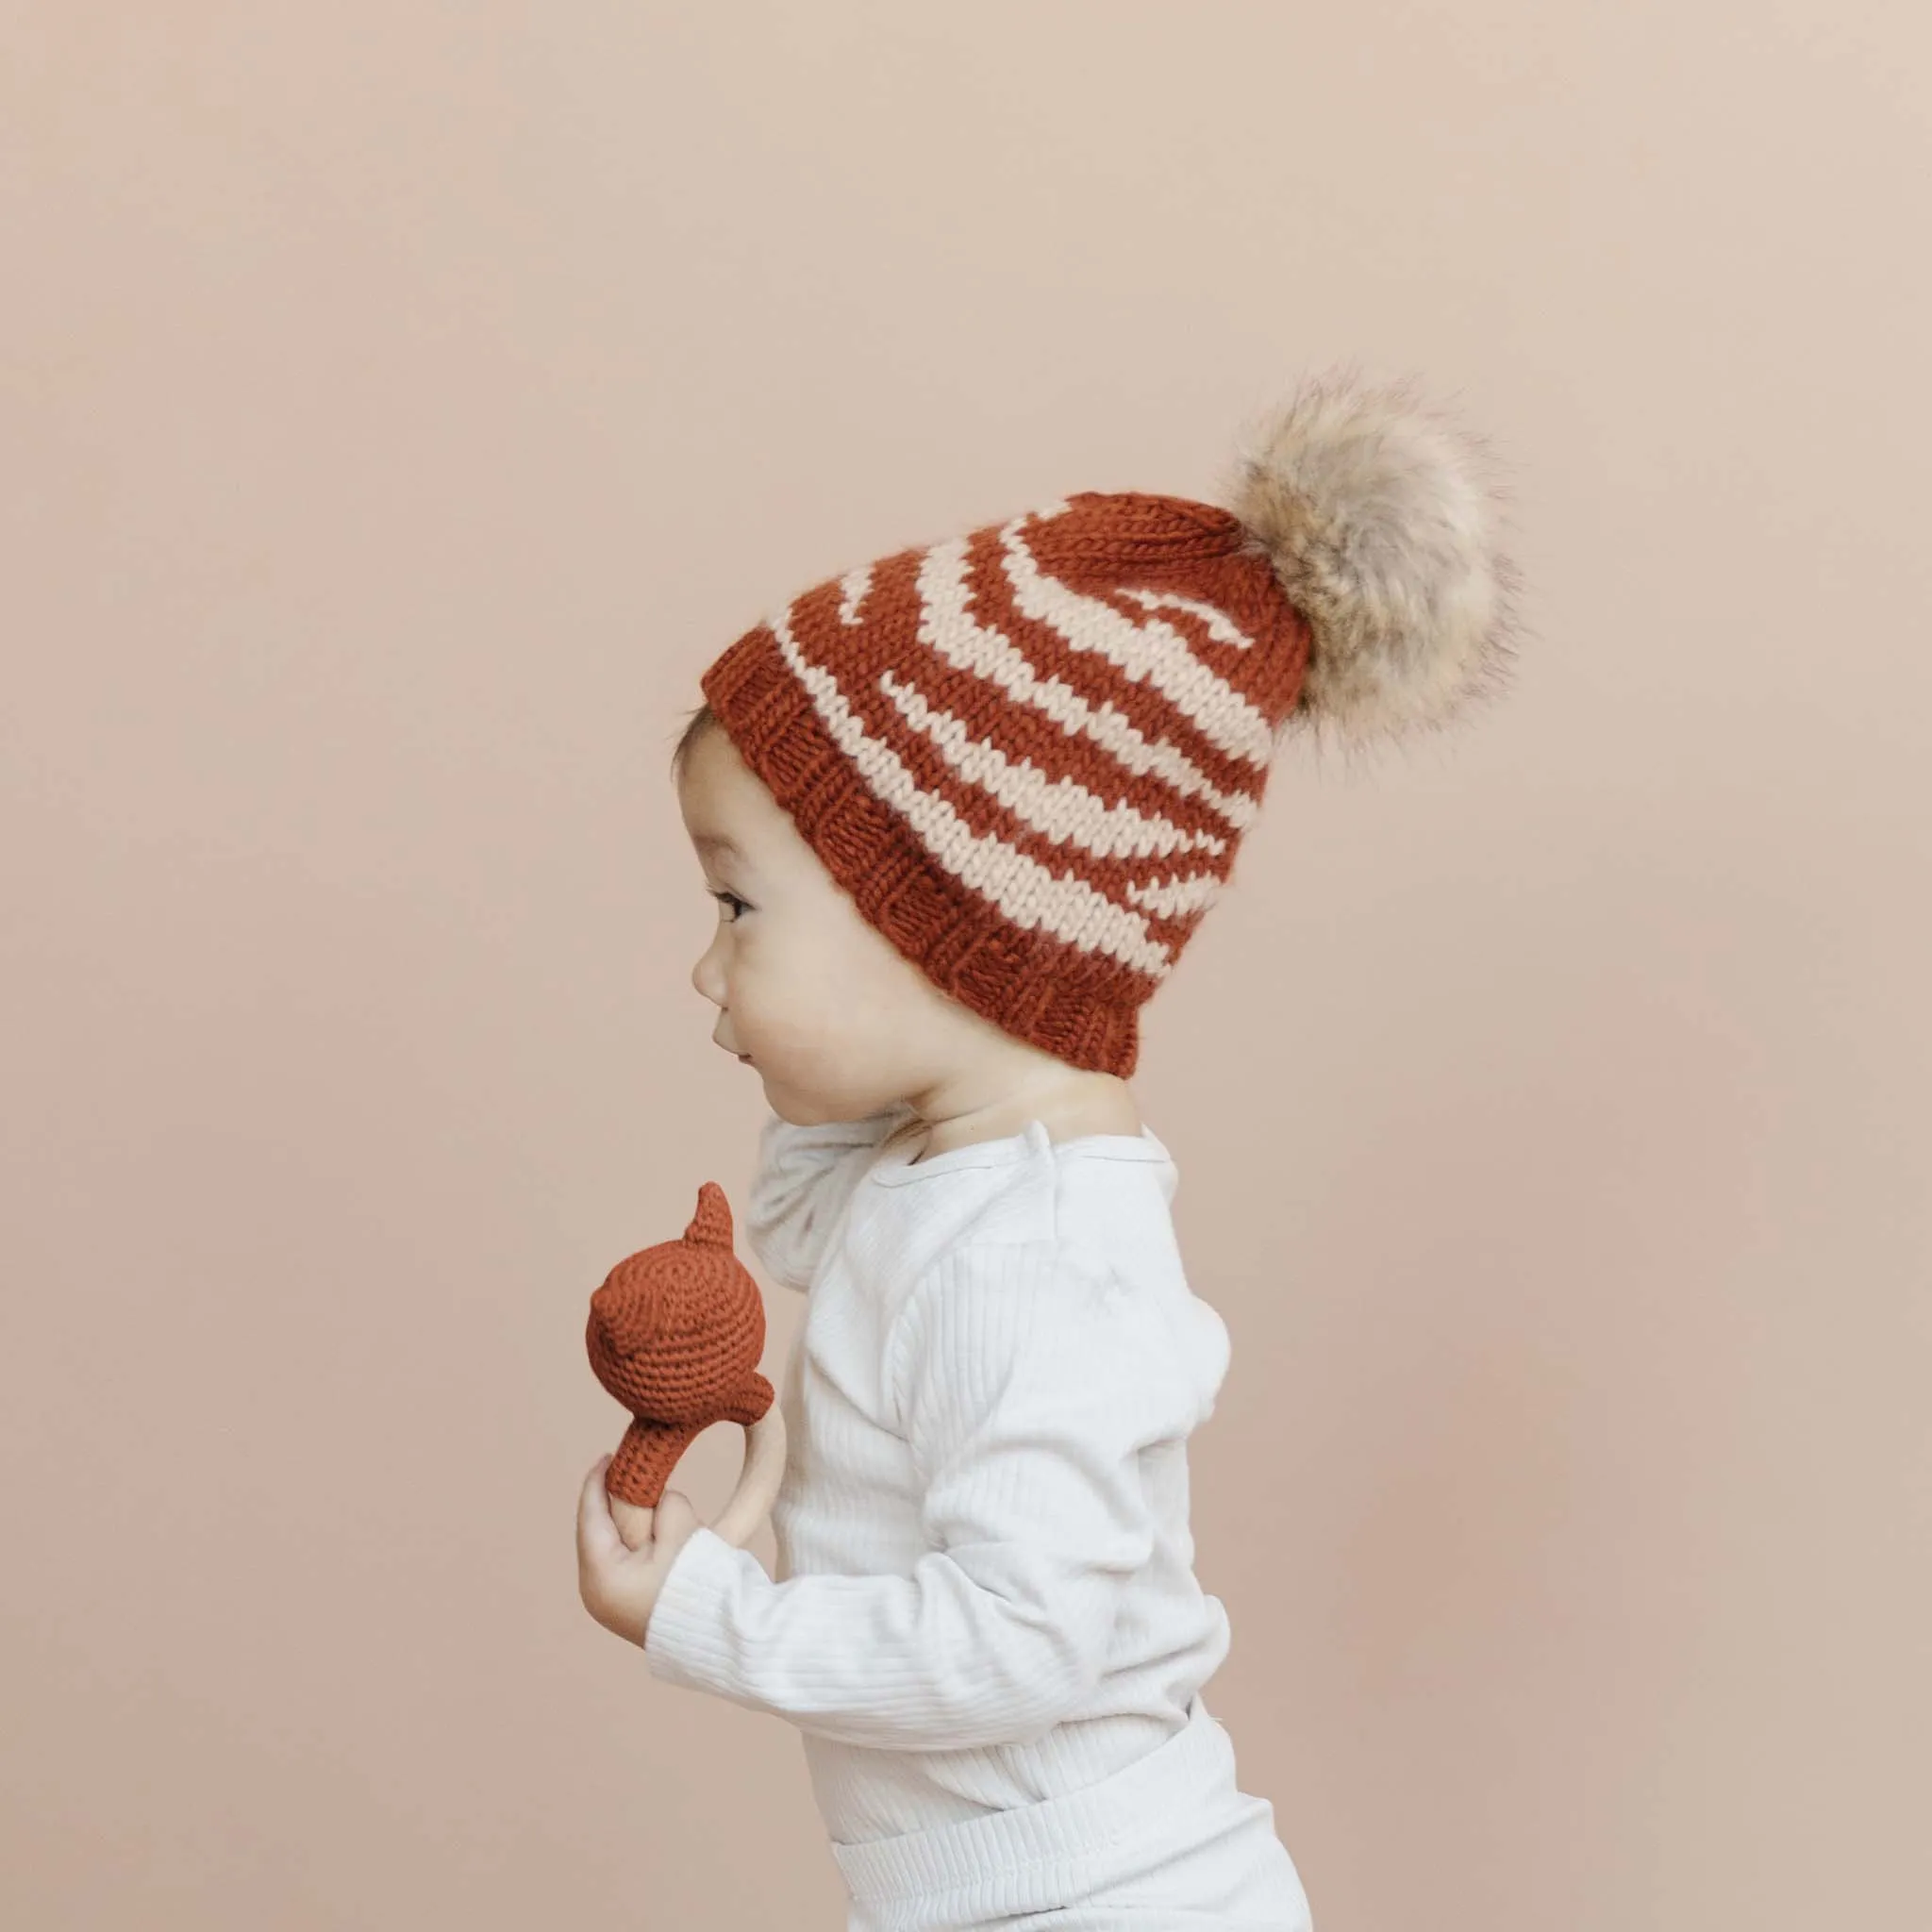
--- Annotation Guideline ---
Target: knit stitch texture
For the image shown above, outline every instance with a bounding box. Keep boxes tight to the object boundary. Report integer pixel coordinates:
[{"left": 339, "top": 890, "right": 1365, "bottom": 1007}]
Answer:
[
  {"left": 587, "top": 1180, "right": 775, "bottom": 1507},
  {"left": 699, "top": 492, "right": 1312, "bottom": 1079}
]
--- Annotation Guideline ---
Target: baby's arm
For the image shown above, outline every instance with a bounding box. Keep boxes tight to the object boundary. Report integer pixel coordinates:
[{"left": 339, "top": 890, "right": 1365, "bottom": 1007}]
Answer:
[
  {"left": 741, "top": 1102, "right": 917, "bottom": 1293},
  {"left": 640, "top": 1236, "right": 1229, "bottom": 1752}
]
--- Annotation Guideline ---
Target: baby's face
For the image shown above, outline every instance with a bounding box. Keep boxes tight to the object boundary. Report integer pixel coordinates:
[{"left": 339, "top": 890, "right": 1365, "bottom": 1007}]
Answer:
[{"left": 675, "top": 724, "right": 956, "bottom": 1124}]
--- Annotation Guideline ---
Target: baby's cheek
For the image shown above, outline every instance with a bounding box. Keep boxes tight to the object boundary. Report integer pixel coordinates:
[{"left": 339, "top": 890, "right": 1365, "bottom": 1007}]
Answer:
[
  {"left": 763, "top": 1008, "right": 873, "bottom": 1102},
  {"left": 735, "top": 991, "right": 812, "bottom": 1068},
  {"left": 766, "top": 965, "right": 847, "bottom": 1045}
]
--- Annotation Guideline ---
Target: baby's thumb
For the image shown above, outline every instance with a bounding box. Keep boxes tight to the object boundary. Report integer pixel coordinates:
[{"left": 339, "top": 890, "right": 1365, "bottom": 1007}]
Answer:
[{"left": 656, "top": 1489, "right": 702, "bottom": 1543}]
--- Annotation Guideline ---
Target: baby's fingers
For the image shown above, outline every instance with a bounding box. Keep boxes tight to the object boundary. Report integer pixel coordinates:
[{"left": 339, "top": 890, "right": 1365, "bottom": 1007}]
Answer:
[{"left": 576, "top": 1456, "right": 626, "bottom": 1572}]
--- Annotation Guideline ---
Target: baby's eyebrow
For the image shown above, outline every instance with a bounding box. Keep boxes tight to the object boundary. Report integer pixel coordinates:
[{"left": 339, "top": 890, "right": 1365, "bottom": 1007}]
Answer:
[{"left": 692, "top": 831, "right": 747, "bottom": 863}]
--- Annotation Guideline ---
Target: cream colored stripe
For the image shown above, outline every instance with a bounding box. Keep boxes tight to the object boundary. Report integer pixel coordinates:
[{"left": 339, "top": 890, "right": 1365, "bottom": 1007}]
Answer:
[
  {"left": 1121, "top": 866, "right": 1225, "bottom": 921},
  {"left": 1119, "top": 586, "right": 1257, "bottom": 650},
  {"left": 770, "top": 606, "right": 1177, "bottom": 980},
  {"left": 999, "top": 509, "right": 1278, "bottom": 766},
  {"left": 877, "top": 666, "right": 1229, "bottom": 863},
  {"left": 913, "top": 533, "right": 1263, "bottom": 837},
  {"left": 837, "top": 562, "right": 873, "bottom": 627}
]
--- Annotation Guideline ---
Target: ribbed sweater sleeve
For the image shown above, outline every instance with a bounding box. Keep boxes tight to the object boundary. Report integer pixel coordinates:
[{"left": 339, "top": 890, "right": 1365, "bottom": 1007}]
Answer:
[{"left": 641, "top": 1237, "right": 1203, "bottom": 1750}]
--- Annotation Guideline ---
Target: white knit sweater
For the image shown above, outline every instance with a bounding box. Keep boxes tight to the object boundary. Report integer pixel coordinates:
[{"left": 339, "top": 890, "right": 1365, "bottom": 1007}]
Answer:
[{"left": 641, "top": 1103, "right": 1239, "bottom": 1851}]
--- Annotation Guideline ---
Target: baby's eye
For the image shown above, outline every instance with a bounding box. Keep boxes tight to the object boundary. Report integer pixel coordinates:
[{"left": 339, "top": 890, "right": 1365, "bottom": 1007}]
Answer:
[{"left": 708, "top": 889, "right": 749, "bottom": 921}]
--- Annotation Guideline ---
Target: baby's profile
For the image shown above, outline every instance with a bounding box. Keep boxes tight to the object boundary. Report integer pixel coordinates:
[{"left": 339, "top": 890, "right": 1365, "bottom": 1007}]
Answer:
[
  {"left": 676, "top": 679, "right": 1149, "bottom": 1160},
  {"left": 575, "top": 366, "right": 1520, "bottom": 1930}
]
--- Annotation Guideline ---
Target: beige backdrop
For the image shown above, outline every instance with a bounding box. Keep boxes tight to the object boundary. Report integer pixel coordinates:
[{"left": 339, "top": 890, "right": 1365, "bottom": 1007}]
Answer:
[{"left": 4, "top": 5, "right": 1928, "bottom": 1928}]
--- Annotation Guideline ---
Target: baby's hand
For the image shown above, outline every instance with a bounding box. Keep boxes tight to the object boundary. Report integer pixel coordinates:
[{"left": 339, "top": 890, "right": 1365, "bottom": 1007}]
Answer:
[{"left": 575, "top": 1454, "right": 703, "bottom": 1647}]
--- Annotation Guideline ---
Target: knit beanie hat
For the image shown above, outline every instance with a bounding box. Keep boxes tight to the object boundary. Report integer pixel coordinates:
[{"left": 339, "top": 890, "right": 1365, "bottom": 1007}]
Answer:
[{"left": 695, "top": 366, "right": 1522, "bottom": 1080}]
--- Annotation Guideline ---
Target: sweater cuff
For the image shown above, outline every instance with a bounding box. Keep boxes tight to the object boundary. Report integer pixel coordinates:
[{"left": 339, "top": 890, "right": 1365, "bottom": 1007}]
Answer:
[{"left": 642, "top": 1524, "right": 763, "bottom": 1690}]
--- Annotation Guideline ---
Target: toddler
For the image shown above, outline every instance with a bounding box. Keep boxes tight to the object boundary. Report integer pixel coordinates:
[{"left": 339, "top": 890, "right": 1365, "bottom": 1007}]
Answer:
[{"left": 576, "top": 366, "right": 1521, "bottom": 1929}]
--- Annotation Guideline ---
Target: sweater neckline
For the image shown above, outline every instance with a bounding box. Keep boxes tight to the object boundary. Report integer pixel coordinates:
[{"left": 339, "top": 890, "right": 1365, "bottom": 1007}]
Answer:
[{"left": 868, "top": 1115, "right": 1171, "bottom": 1186}]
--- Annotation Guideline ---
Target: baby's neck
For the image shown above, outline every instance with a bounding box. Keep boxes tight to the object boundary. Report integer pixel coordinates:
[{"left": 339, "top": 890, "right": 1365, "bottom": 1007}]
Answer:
[{"left": 900, "top": 1079, "right": 1141, "bottom": 1165}]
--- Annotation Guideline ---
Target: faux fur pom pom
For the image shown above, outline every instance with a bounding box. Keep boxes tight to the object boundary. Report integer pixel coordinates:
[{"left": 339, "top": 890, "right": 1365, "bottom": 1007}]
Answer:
[{"left": 1225, "top": 365, "right": 1523, "bottom": 746}]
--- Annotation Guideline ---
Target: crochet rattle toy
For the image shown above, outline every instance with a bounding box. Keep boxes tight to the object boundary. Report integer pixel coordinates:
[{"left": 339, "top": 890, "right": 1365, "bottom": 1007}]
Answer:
[{"left": 585, "top": 1179, "right": 788, "bottom": 1553}]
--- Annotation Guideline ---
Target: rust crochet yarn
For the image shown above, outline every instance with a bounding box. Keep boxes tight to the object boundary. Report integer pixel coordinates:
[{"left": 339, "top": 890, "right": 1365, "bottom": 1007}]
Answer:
[{"left": 586, "top": 1180, "right": 774, "bottom": 1509}]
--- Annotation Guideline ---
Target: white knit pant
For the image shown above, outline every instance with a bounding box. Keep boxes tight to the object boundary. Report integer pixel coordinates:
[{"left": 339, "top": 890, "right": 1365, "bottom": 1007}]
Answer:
[{"left": 830, "top": 1696, "right": 1313, "bottom": 1931}]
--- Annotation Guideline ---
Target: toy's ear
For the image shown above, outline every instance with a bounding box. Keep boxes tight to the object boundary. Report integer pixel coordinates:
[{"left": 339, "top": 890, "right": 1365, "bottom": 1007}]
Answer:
[
  {"left": 589, "top": 1258, "right": 665, "bottom": 1357},
  {"left": 683, "top": 1179, "right": 736, "bottom": 1250}
]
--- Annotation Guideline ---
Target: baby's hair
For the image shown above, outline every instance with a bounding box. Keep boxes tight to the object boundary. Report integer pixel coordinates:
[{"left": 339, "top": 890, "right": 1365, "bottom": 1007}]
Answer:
[{"left": 670, "top": 701, "right": 718, "bottom": 783}]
